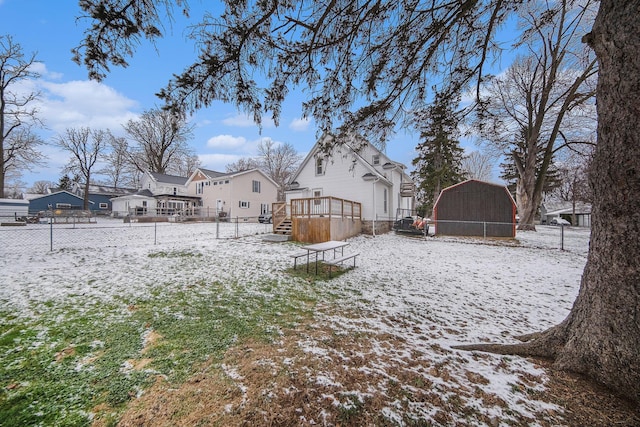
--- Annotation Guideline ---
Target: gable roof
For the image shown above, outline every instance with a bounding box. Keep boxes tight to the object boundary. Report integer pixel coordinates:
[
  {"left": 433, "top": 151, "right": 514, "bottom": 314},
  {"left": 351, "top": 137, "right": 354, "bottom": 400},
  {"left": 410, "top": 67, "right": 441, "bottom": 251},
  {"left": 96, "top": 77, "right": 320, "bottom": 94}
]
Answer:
[
  {"left": 148, "top": 171, "right": 189, "bottom": 186},
  {"left": 288, "top": 133, "right": 411, "bottom": 188},
  {"left": 29, "top": 190, "right": 90, "bottom": 203},
  {"left": 186, "top": 167, "right": 279, "bottom": 188},
  {"left": 434, "top": 179, "right": 516, "bottom": 208}
]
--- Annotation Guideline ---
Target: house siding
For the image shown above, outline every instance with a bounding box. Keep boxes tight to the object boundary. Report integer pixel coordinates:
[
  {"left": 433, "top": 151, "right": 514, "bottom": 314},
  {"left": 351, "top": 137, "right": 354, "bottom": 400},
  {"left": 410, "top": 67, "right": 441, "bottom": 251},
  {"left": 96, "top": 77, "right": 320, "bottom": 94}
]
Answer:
[
  {"left": 28, "top": 192, "right": 88, "bottom": 214},
  {"left": 287, "top": 143, "right": 411, "bottom": 223},
  {"left": 187, "top": 169, "right": 278, "bottom": 220}
]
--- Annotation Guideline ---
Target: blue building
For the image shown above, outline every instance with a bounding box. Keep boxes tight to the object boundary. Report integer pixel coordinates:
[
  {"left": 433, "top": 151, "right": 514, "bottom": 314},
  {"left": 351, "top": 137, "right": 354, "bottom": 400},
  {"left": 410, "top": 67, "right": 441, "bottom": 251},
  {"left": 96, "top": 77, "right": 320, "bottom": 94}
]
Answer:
[{"left": 28, "top": 191, "right": 91, "bottom": 214}]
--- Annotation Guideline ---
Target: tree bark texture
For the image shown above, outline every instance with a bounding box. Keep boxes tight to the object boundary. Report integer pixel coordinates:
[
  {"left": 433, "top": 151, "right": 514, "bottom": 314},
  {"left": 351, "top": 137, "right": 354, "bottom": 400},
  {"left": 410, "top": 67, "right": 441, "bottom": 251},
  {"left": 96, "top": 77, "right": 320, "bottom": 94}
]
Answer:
[
  {"left": 457, "top": 0, "right": 640, "bottom": 402},
  {"left": 556, "top": 0, "right": 640, "bottom": 402}
]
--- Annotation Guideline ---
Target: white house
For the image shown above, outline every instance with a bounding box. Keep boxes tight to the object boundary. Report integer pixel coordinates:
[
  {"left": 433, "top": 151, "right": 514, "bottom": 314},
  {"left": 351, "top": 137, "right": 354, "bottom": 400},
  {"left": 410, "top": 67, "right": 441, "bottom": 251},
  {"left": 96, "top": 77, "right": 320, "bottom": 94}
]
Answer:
[
  {"left": 186, "top": 168, "right": 279, "bottom": 220},
  {"left": 285, "top": 133, "right": 415, "bottom": 234},
  {"left": 111, "top": 171, "right": 200, "bottom": 216}
]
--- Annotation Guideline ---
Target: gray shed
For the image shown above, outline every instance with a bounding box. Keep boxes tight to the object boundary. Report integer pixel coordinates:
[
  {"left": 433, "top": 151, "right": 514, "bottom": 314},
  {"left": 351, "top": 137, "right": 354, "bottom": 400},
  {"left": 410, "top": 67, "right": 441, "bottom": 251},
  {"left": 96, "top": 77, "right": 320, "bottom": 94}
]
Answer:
[{"left": 433, "top": 180, "right": 516, "bottom": 238}]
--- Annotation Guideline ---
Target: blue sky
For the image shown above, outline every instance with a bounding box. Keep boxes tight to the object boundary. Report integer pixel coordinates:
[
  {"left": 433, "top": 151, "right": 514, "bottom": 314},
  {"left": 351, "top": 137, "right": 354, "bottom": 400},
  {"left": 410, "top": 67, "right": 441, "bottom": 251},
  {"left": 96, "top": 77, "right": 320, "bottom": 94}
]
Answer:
[{"left": 1, "top": 0, "right": 504, "bottom": 188}]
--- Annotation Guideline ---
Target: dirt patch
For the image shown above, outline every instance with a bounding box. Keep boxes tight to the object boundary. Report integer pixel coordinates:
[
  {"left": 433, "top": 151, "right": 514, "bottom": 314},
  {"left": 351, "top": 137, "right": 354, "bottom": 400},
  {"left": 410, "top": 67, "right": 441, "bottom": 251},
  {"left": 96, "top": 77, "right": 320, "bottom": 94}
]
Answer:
[
  {"left": 114, "top": 321, "right": 640, "bottom": 426},
  {"left": 142, "top": 329, "right": 163, "bottom": 354},
  {"left": 55, "top": 346, "right": 76, "bottom": 363}
]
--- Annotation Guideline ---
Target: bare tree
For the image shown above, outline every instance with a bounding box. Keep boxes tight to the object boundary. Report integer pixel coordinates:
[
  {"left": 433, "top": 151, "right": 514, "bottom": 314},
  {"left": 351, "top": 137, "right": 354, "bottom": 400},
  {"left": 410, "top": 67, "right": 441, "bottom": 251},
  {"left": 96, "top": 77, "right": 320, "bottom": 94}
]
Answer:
[
  {"left": 123, "top": 108, "right": 194, "bottom": 175},
  {"left": 75, "top": 0, "right": 640, "bottom": 404},
  {"left": 552, "top": 148, "right": 593, "bottom": 224},
  {"left": 172, "top": 153, "right": 201, "bottom": 178},
  {"left": 0, "top": 35, "right": 45, "bottom": 197},
  {"left": 474, "top": 1, "right": 598, "bottom": 230},
  {"left": 461, "top": 151, "right": 495, "bottom": 182},
  {"left": 224, "top": 140, "right": 300, "bottom": 200},
  {"left": 98, "top": 133, "right": 140, "bottom": 189},
  {"left": 225, "top": 157, "right": 260, "bottom": 173},
  {"left": 29, "top": 180, "right": 55, "bottom": 194},
  {"left": 56, "top": 127, "right": 107, "bottom": 210},
  {"left": 256, "top": 139, "right": 301, "bottom": 200}
]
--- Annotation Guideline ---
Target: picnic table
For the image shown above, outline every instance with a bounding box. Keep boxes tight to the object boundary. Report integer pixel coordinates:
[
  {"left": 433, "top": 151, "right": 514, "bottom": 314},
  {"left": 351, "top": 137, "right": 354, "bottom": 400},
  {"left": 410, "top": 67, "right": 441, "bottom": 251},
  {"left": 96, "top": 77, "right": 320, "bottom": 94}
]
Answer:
[{"left": 291, "top": 240, "right": 350, "bottom": 274}]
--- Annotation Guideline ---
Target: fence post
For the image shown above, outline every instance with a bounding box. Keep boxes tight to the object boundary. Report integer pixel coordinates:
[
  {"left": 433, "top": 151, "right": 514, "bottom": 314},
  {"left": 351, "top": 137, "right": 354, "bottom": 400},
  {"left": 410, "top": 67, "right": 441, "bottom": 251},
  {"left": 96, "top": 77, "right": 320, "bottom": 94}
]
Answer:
[
  {"left": 50, "top": 217, "right": 53, "bottom": 252},
  {"left": 560, "top": 224, "right": 565, "bottom": 251},
  {"left": 483, "top": 221, "right": 487, "bottom": 239},
  {"left": 216, "top": 213, "right": 220, "bottom": 239},
  {"left": 235, "top": 217, "right": 239, "bottom": 238},
  {"left": 154, "top": 221, "right": 157, "bottom": 245}
]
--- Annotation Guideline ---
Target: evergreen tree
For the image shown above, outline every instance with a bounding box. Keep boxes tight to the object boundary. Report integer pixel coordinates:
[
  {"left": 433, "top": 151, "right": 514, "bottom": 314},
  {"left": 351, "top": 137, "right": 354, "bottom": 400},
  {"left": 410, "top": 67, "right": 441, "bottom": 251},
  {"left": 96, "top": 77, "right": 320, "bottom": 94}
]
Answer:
[
  {"left": 411, "top": 94, "right": 465, "bottom": 213},
  {"left": 58, "top": 174, "right": 72, "bottom": 191}
]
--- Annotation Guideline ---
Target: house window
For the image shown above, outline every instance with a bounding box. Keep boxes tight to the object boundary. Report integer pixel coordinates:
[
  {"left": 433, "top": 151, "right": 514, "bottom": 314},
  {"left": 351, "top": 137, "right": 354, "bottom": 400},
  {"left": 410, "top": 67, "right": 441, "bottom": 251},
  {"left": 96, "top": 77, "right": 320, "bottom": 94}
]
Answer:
[
  {"left": 225, "top": 180, "right": 229, "bottom": 184},
  {"left": 373, "top": 154, "right": 380, "bottom": 165},
  {"left": 383, "top": 188, "right": 388, "bottom": 214},
  {"left": 316, "top": 157, "right": 324, "bottom": 175},
  {"left": 173, "top": 187, "right": 177, "bottom": 195},
  {"left": 252, "top": 180, "right": 261, "bottom": 193},
  {"left": 196, "top": 182, "right": 204, "bottom": 194},
  {"left": 261, "top": 203, "right": 269, "bottom": 214},
  {"left": 99, "top": 203, "right": 108, "bottom": 209},
  {"left": 56, "top": 203, "right": 71, "bottom": 209},
  {"left": 313, "top": 189, "right": 322, "bottom": 206},
  {"left": 239, "top": 201, "right": 250, "bottom": 209}
]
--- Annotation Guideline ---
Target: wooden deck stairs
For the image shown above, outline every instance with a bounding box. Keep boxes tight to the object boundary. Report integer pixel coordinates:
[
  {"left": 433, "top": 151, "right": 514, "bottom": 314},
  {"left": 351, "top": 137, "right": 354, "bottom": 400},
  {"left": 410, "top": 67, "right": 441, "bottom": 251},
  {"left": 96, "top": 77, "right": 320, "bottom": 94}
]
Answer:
[{"left": 274, "top": 218, "right": 292, "bottom": 235}]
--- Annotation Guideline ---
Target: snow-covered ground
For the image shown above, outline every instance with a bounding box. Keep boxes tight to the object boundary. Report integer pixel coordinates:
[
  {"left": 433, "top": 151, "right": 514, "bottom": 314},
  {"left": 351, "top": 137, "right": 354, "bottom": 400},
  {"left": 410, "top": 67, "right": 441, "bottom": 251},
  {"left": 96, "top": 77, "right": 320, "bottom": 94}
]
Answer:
[{"left": 0, "top": 219, "right": 590, "bottom": 424}]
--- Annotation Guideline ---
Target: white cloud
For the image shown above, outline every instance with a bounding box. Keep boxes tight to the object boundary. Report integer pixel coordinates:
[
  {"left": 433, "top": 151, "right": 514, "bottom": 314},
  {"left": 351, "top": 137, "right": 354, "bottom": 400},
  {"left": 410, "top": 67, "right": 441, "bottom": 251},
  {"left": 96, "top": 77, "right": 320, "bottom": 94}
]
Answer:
[
  {"left": 221, "top": 112, "right": 274, "bottom": 128},
  {"left": 198, "top": 153, "right": 242, "bottom": 172},
  {"left": 36, "top": 79, "right": 139, "bottom": 134},
  {"left": 289, "top": 117, "right": 311, "bottom": 132},
  {"left": 206, "top": 134, "right": 248, "bottom": 149},
  {"left": 222, "top": 113, "right": 257, "bottom": 127}
]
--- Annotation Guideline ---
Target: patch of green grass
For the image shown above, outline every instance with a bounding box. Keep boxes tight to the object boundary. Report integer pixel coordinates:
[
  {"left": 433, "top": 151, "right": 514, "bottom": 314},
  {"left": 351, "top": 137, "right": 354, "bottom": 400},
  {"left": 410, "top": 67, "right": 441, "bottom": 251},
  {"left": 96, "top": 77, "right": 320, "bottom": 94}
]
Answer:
[{"left": 0, "top": 277, "right": 319, "bottom": 426}]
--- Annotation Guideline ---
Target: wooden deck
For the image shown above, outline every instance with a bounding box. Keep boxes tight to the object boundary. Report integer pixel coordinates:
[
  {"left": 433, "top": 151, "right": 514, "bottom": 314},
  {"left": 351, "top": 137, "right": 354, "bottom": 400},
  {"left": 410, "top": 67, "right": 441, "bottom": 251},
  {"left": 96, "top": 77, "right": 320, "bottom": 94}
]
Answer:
[{"left": 273, "top": 197, "right": 362, "bottom": 243}]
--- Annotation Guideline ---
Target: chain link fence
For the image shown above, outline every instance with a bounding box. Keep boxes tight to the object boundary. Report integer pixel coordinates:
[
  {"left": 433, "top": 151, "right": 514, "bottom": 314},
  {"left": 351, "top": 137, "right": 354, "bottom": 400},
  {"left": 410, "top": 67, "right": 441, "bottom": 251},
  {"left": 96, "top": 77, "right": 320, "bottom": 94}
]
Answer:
[{"left": 0, "top": 216, "right": 275, "bottom": 253}]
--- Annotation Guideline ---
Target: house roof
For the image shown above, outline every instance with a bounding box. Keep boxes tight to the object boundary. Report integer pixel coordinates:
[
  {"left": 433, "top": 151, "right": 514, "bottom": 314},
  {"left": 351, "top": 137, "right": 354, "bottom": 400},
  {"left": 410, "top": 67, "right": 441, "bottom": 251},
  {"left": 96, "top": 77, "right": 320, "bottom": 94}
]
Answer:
[
  {"left": 28, "top": 190, "right": 90, "bottom": 203},
  {"left": 148, "top": 172, "right": 189, "bottom": 185},
  {"left": 542, "top": 201, "right": 592, "bottom": 216},
  {"left": 109, "top": 189, "right": 155, "bottom": 201},
  {"left": 186, "top": 167, "right": 279, "bottom": 188},
  {"left": 80, "top": 184, "right": 138, "bottom": 196},
  {"left": 434, "top": 179, "right": 516, "bottom": 208}
]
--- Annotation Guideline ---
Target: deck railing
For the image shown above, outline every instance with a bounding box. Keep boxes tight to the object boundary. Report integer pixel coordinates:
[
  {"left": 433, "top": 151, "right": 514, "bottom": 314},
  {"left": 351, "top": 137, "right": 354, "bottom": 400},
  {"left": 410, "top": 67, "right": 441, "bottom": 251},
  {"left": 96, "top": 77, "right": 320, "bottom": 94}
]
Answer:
[{"left": 290, "top": 196, "right": 361, "bottom": 220}]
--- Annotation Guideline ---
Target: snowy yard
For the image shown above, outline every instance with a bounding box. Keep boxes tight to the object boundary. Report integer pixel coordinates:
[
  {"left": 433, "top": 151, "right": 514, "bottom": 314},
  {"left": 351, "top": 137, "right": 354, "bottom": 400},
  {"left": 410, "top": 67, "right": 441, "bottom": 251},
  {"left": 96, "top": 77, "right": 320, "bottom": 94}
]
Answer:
[{"left": 2, "top": 220, "right": 626, "bottom": 426}]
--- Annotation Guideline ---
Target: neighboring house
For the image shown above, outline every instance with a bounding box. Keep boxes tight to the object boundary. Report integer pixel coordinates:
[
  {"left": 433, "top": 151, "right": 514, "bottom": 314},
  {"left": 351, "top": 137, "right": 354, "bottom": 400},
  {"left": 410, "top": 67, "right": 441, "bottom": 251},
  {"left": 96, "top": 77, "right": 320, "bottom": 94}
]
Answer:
[
  {"left": 71, "top": 183, "right": 137, "bottom": 214},
  {"left": 110, "top": 171, "right": 200, "bottom": 216},
  {"left": 540, "top": 201, "right": 592, "bottom": 227},
  {"left": 186, "top": 168, "right": 279, "bottom": 219},
  {"left": 110, "top": 190, "right": 157, "bottom": 216},
  {"left": 433, "top": 180, "right": 516, "bottom": 238},
  {"left": 28, "top": 191, "right": 93, "bottom": 214},
  {"left": 285, "top": 133, "right": 415, "bottom": 234}
]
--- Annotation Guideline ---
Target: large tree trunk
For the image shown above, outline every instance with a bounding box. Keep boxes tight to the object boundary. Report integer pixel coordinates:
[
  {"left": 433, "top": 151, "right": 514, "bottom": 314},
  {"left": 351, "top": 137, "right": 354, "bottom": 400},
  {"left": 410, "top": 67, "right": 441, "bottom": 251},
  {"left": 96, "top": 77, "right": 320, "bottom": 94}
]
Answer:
[
  {"left": 515, "top": 177, "right": 537, "bottom": 231},
  {"left": 456, "top": 0, "right": 640, "bottom": 402},
  {"left": 555, "top": 0, "right": 640, "bottom": 401}
]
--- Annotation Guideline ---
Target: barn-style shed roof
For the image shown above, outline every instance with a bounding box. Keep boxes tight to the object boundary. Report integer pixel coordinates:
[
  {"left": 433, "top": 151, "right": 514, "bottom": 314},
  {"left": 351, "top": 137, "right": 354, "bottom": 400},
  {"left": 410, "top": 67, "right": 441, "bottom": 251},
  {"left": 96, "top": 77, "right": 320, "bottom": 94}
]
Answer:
[{"left": 433, "top": 180, "right": 516, "bottom": 238}]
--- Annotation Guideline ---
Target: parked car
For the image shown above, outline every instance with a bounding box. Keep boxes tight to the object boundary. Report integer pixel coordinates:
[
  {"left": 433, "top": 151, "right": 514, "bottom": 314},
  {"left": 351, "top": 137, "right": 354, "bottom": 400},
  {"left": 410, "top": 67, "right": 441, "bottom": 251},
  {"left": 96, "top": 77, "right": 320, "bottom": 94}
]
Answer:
[
  {"left": 258, "top": 213, "right": 272, "bottom": 223},
  {"left": 550, "top": 217, "right": 570, "bottom": 226}
]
